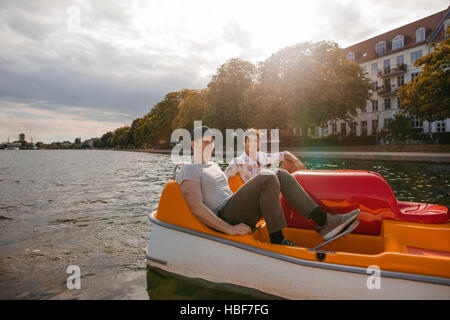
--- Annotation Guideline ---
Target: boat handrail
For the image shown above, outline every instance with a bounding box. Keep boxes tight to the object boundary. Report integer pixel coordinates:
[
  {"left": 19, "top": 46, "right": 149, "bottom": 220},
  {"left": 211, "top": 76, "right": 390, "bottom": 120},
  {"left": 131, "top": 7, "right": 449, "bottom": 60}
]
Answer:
[{"left": 172, "top": 162, "right": 185, "bottom": 180}]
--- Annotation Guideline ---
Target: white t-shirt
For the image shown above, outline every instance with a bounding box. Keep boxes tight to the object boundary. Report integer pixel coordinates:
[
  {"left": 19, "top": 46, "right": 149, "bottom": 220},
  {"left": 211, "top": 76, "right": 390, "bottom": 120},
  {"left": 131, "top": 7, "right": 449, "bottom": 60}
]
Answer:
[
  {"left": 224, "top": 151, "right": 287, "bottom": 182},
  {"left": 176, "top": 162, "right": 233, "bottom": 214}
]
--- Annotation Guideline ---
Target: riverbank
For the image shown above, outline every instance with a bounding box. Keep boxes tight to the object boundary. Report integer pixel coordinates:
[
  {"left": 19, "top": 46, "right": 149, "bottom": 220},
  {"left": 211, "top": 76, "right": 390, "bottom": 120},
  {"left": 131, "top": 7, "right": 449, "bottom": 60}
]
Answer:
[{"left": 113, "top": 145, "right": 450, "bottom": 163}]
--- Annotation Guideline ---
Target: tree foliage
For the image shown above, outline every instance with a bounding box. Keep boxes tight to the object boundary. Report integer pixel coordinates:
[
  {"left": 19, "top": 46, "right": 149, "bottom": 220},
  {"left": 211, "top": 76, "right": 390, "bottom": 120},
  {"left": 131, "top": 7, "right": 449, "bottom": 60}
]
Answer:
[
  {"left": 397, "top": 28, "right": 450, "bottom": 121},
  {"left": 110, "top": 126, "right": 131, "bottom": 149},
  {"left": 243, "top": 42, "right": 371, "bottom": 132},
  {"left": 203, "top": 58, "right": 257, "bottom": 132},
  {"left": 172, "top": 89, "right": 208, "bottom": 131},
  {"left": 387, "top": 114, "right": 422, "bottom": 139}
]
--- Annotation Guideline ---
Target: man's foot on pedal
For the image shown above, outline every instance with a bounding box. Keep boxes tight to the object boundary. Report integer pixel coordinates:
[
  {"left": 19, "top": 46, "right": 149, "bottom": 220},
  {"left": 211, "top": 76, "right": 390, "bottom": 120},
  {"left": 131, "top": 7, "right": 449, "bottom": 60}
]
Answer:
[
  {"left": 281, "top": 239, "right": 298, "bottom": 247},
  {"left": 317, "top": 209, "right": 360, "bottom": 241}
]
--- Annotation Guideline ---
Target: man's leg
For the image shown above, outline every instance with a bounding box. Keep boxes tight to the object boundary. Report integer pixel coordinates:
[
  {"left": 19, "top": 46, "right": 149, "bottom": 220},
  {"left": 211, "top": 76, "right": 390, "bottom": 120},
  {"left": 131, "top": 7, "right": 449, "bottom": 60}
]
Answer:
[
  {"left": 275, "top": 169, "right": 360, "bottom": 241},
  {"left": 219, "top": 170, "right": 287, "bottom": 235},
  {"left": 274, "top": 169, "right": 319, "bottom": 219}
]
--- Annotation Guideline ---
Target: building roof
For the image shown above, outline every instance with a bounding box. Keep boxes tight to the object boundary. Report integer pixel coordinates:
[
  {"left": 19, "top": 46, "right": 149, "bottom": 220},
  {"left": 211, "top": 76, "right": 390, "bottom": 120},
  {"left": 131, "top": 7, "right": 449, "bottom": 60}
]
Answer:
[{"left": 343, "top": 6, "right": 449, "bottom": 63}]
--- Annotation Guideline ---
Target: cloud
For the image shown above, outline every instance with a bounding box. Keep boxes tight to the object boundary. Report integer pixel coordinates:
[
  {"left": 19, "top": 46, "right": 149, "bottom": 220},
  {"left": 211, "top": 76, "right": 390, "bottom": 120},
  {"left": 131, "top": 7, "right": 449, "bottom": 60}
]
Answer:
[{"left": 312, "top": 1, "right": 375, "bottom": 46}]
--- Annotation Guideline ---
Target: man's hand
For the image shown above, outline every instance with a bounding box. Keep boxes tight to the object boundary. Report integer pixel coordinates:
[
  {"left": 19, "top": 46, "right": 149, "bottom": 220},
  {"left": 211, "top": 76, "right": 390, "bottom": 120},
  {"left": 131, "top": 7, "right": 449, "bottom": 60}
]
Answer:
[
  {"left": 181, "top": 180, "right": 251, "bottom": 235},
  {"left": 226, "top": 223, "right": 252, "bottom": 235},
  {"left": 284, "top": 152, "right": 306, "bottom": 170}
]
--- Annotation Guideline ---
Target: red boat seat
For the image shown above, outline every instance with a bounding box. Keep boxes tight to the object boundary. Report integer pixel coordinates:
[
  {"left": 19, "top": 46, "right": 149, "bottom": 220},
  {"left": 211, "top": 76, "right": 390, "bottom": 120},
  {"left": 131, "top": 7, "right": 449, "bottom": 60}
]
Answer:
[{"left": 281, "top": 170, "right": 449, "bottom": 235}]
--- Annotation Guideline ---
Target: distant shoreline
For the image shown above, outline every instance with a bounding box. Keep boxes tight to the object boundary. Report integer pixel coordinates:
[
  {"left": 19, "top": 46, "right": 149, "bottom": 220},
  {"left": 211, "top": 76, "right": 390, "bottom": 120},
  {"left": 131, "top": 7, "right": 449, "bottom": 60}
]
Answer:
[
  {"left": 5, "top": 146, "right": 449, "bottom": 163},
  {"left": 113, "top": 146, "right": 450, "bottom": 164}
]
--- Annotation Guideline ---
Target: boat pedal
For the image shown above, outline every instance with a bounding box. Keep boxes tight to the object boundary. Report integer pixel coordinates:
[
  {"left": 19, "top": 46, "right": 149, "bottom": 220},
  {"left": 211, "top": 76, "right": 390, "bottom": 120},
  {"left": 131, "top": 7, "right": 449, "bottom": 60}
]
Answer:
[{"left": 309, "top": 220, "right": 360, "bottom": 256}]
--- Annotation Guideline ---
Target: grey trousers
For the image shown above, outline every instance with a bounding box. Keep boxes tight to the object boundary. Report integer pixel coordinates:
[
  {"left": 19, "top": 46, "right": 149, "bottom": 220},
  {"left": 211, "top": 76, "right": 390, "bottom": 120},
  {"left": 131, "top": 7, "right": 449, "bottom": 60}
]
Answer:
[{"left": 218, "top": 169, "right": 319, "bottom": 234}]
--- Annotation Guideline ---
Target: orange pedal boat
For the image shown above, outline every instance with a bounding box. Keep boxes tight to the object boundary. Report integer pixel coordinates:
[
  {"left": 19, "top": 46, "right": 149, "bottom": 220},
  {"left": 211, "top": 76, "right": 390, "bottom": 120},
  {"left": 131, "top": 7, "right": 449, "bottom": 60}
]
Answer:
[{"left": 146, "top": 168, "right": 450, "bottom": 299}]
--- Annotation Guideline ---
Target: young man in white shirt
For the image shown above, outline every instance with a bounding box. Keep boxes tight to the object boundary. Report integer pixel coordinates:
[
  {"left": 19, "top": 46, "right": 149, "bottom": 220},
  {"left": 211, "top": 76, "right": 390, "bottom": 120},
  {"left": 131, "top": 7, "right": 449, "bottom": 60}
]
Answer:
[
  {"left": 177, "top": 126, "right": 360, "bottom": 246},
  {"left": 224, "top": 128, "right": 306, "bottom": 182}
]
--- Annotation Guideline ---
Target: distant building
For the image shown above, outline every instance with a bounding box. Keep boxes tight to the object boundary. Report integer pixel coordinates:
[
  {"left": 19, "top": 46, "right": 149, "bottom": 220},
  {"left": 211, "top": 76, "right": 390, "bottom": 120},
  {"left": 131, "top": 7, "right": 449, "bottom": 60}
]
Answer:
[
  {"left": 19, "top": 133, "right": 25, "bottom": 142},
  {"left": 83, "top": 138, "right": 99, "bottom": 148},
  {"left": 293, "top": 7, "right": 450, "bottom": 139},
  {"left": 7, "top": 142, "right": 22, "bottom": 150}
]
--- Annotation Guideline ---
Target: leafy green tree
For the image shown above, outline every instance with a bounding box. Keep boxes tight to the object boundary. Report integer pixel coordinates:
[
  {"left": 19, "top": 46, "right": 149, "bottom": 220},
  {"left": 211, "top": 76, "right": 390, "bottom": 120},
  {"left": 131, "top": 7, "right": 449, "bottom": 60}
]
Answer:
[
  {"left": 129, "top": 117, "right": 146, "bottom": 148},
  {"left": 387, "top": 114, "right": 422, "bottom": 139},
  {"left": 111, "top": 126, "right": 132, "bottom": 149},
  {"left": 99, "top": 131, "right": 113, "bottom": 148},
  {"left": 204, "top": 58, "right": 257, "bottom": 132},
  {"left": 172, "top": 89, "right": 208, "bottom": 131},
  {"left": 144, "top": 90, "right": 192, "bottom": 146},
  {"left": 242, "top": 41, "right": 371, "bottom": 136},
  {"left": 397, "top": 27, "right": 450, "bottom": 121}
]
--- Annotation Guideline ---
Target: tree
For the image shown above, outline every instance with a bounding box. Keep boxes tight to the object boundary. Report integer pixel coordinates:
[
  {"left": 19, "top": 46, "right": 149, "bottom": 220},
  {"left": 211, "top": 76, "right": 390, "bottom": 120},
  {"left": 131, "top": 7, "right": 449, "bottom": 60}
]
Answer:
[
  {"left": 243, "top": 41, "right": 371, "bottom": 136},
  {"left": 387, "top": 114, "right": 422, "bottom": 139},
  {"left": 397, "top": 27, "right": 450, "bottom": 121},
  {"left": 111, "top": 126, "right": 131, "bottom": 149},
  {"left": 129, "top": 117, "right": 146, "bottom": 148},
  {"left": 144, "top": 90, "right": 192, "bottom": 146},
  {"left": 204, "top": 58, "right": 257, "bottom": 132},
  {"left": 72, "top": 137, "right": 81, "bottom": 149},
  {"left": 172, "top": 89, "right": 208, "bottom": 131},
  {"left": 98, "top": 131, "right": 113, "bottom": 149}
]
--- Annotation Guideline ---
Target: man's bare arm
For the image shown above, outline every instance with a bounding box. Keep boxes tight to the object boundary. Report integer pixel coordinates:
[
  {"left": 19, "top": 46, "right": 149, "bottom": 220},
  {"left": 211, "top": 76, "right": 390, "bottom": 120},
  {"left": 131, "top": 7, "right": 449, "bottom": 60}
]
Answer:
[{"left": 180, "top": 180, "right": 251, "bottom": 235}]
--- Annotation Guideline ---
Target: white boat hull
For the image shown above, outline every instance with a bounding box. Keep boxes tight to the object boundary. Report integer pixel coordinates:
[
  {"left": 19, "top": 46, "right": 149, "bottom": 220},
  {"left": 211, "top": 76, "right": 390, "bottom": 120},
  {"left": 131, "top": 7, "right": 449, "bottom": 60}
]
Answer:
[{"left": 146, "top": 214, "right": 450, "bottom": 300}]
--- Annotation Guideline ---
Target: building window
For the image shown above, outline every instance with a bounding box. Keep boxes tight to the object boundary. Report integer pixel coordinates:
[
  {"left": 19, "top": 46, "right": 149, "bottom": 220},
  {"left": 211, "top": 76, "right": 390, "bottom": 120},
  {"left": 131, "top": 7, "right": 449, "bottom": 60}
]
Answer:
[
  {"left": 371, "top": 62, "right": 378, "bottom": 75},
  {"left": 383, "top": 59, "right": 391, "bottom": 74},
  {"left": 332, "top": 122, "right": 337, "bottom": 133},
  {"left": 416, "top": 27, "right": 426, "bottom": 42},
  {"left": 376, "top": 41, "right": 387, "bottom": 55},
  {"left": 411, "top": 72, "right": 420, "bottom": 81},
  {"left": 412, "top": 116, "right": 422, "bottom": 128},
  {"left": 371, "top": 81, "right": 378, "bottom": 90},
  {"left": 372, "top": 118, "right": 378, "bottom": 133},
  {"left": 397, "top": 75, "right": 404, "bottom": 86},
  {"left": 392, "top": 35, "right": 404, "bottom": 50},
  {"left": 362, "top": 65, "right": 367, "bottom": 74},
  {"left": 346, "top": 52, "right": 355, "bottom": 61},
  {"left": 372, "top": 100, "right": 378, "bottom": 112},
  {"left": 383, "top": 78, "right": 391, "bottom": 92},
  {"left": 341, "top": 123, "right": 347, "bottom": 135},
  {"left": 411, "top": 50, "right": 423, "bottom": 66},
  {"left": 443, "top": 19, "right": 450, "bottom": 39},
  {"left": 361, "top": 121, "right": 368, "bottom": 136},
  {"left": 396, "top": 55, "right": 404, "bottom": 67},
  {"left": 384, "top": 98, "right": 391, "bottom": 110},
  {"left": 350, "top": 122, "right": 357, "bottom": 135},
  {"left": 436, "top": 121, "right": 446, "bottom": 132},
  {"left": 396, "top": 97, "right": 401, "bottom": 109}
]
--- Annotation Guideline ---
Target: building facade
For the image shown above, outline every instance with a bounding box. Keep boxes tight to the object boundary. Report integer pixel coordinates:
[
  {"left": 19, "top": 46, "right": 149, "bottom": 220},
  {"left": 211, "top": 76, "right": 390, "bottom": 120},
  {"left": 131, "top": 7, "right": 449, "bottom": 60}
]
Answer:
[{"left": 309, "top": 7, "right": 450, "bottom": 139}]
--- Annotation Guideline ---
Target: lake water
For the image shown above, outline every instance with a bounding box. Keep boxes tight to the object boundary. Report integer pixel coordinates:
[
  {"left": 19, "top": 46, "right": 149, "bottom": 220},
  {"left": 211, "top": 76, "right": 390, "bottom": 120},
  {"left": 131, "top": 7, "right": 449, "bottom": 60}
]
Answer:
[{"left": 0, "top": 150, "right": 448, "bottom": 299}]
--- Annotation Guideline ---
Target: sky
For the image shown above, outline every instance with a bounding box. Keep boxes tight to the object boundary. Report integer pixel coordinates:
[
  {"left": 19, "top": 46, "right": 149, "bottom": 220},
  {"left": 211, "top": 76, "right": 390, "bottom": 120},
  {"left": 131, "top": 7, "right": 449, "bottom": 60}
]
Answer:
[{"left": 0, "top": 0, "right": 448, "bottom": 143}]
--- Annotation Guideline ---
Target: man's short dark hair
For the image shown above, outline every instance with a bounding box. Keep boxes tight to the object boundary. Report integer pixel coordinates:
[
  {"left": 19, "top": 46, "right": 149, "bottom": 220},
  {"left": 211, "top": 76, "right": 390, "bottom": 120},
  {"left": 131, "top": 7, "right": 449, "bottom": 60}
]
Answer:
[{"left": 191, "top": 126, "right": 212, "bottom": 141}]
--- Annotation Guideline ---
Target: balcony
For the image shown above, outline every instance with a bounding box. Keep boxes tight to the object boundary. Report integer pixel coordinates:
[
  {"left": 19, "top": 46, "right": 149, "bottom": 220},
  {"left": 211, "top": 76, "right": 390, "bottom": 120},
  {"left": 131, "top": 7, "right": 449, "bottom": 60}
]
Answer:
[
  {"left": 376, "top": 85, "right": 397, "bottom": 96},
  {"left": 378, "top": 64, "right": 407, "bottom": 78}
]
